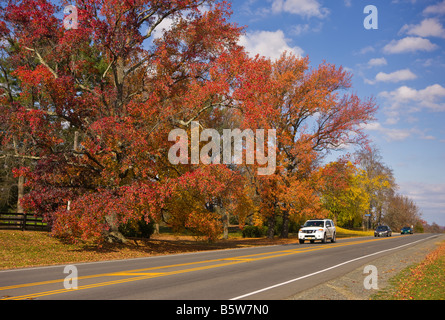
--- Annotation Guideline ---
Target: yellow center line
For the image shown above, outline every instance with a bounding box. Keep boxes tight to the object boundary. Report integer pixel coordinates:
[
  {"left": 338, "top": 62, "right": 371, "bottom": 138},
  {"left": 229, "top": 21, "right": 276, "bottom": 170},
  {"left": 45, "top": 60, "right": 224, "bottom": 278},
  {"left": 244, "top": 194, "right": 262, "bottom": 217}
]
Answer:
[
  {"left": 2, "top": 261, "right": 245, "bottom": 300},
  {"left": 109, "top": 272, "right": 166, "bottom": 276},
  {"left": 1, "top": 236, "right": 392, "bottom": 300}
]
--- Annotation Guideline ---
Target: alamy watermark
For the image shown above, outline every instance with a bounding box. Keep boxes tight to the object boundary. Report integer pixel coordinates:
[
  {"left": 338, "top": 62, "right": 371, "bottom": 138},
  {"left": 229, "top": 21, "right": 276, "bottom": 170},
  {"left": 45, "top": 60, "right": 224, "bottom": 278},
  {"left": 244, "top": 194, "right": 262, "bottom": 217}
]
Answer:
[
  {"left": 63, "top": 265, "right": 78, "bottom": 290},
  {"left": 62, "top": 4, "right": 378, "bottom": 31},
  {"left": 63, "top": 5, "right": 78, "bottom": 30},
  {"left": 168, "top": 121, "right": 277, "bottom": 176},
  {"left": 364, "top": 5, "right": 378, "bottom": 30},
  {"left": 363, "top": 265, "right": 378, "bottom": 290}
]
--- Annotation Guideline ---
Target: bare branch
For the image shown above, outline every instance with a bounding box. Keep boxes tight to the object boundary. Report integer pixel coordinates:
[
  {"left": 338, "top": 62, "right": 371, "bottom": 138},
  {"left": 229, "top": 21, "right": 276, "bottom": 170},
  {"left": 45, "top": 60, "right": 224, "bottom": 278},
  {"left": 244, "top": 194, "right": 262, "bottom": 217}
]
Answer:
[
  {"left": 102, "top": 57, "right": 116, "bottom": 79},
  {"left": 23, "top": 47, "right": 58, "bottom": 79},
  {"left": 0, "top": 154, "right": 42, "bottom": 160}
]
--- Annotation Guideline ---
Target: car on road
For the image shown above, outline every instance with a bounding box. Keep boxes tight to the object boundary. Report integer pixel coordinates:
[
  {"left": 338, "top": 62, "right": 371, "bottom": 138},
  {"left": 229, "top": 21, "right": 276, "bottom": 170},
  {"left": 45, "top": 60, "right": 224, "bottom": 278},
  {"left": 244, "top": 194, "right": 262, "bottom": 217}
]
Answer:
[
  {"left": 298, "top": 219, "right": 336, "bottom": 244},
  {"left": 401, "top": 226, "right": 413, "bottom": 234},
  {"left": 374, "top": 225, "right": 392, "bottom": 237}
]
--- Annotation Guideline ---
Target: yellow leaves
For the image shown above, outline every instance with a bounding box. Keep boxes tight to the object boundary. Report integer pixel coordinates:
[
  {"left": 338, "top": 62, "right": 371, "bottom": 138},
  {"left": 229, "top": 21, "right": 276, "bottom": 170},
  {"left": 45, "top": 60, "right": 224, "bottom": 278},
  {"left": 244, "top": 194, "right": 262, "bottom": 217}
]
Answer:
[{"left": 321, "top": 161, "right": 370, "bottom": 226}]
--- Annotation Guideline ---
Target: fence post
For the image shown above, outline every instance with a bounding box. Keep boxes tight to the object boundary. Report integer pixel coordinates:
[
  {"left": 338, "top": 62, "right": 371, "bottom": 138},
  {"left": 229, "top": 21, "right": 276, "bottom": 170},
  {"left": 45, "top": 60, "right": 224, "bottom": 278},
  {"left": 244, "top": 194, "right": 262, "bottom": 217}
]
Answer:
[{"left": 22, "top": 213, "right": 27, "bottom": 231}]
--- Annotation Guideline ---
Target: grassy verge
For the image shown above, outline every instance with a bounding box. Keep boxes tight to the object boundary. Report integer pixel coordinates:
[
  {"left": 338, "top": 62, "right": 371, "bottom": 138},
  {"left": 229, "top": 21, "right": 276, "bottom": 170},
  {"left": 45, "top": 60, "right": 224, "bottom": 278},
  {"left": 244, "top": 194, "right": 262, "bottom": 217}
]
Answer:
[{"left": 372, "top": 240, "right": 445, "bottom": 300}]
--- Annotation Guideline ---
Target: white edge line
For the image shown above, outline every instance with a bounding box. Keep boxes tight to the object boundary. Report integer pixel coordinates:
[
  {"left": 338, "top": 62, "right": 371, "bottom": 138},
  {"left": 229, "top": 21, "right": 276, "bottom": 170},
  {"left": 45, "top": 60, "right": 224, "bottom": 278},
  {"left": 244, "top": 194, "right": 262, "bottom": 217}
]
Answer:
[{"left": 230, "top": 235, "right": 439, "bottom": 300}]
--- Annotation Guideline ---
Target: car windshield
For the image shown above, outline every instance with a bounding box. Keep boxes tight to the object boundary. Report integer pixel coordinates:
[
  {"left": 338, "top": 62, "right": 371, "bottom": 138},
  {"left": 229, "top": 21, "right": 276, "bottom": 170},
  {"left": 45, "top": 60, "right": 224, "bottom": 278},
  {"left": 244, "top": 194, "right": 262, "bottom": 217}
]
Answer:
[
  {"left": 402, "top": 227, "right": 410, "bottom": 230},
  {"left": 376, "top": 226, "right": 387, "bottom": 231},
  {"left": 304, "top": 220, "right": 324, "bottom": 227}
]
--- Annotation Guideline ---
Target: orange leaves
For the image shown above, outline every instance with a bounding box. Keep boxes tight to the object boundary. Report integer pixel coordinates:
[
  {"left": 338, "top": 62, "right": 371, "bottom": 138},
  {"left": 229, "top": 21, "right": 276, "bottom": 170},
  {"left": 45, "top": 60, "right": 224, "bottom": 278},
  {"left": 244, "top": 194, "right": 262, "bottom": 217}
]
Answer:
[
  {"left": 184, "top": 211, "right": 223, "bottom": 242},
  {"left": 162, "top": 165, "right": 247, "bottom": 241},
  {"left": 390, "top": 241, "right": 445, "bottom": 300}
]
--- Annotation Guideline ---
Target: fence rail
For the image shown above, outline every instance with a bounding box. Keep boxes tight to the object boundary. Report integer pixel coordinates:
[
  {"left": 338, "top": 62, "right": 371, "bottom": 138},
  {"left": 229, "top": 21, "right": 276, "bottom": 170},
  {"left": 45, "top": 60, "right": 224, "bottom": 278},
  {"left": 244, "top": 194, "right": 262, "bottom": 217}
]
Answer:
[{"left": 0, "top": 213, "right": 51, "bottom": 231}]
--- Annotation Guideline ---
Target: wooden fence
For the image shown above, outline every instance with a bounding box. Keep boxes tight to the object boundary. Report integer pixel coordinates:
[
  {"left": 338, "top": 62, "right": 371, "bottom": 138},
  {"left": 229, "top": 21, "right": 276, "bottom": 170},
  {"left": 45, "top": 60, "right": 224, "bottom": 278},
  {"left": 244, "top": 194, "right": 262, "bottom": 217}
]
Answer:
[{"left": 0, "top": 213, "right": 51, "bottom": 231}]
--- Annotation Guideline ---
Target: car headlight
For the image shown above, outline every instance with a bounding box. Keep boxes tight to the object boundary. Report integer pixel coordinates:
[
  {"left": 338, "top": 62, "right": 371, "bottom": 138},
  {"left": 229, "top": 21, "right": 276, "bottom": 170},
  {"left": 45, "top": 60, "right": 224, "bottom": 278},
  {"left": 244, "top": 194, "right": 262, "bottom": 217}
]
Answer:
[{"left": 316, "top": 229, "right": 323, "bottom": 232}]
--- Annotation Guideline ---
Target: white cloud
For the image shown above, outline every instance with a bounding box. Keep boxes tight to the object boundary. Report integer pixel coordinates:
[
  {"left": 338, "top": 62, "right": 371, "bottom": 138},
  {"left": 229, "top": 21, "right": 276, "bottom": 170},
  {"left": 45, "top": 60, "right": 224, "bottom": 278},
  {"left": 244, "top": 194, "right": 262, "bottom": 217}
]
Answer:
[
  {"left": 271, "top": 0, "right": 329, "bottom": 18},
  {"left": 151, "top": 16, "right": 176, "bottom": 39},
  {"left": 400, "top": 18, "right": 445, "bottom": 38},
  {"left": 377, "top": 84, "right": 445, "bottom": 125},
  {"left": 380, "top": 86, "right": 418, "bottom": 102},
  {"left": 379, "top": 84, "right": 445, "bottom": 122},
  {"left": 423, "top": 0, "right": 445, "bottom": 16},
  {"left": 368, "top": 57, "right": 387, "bottom": 67},
  {"left": 363, "top": 122, "right": 436, "bottom": 142},
  {"left": 362, "top": 122, "right": 412, "bottom": 141},
  {"left": 383, "top": 37, "right": 439, "bottom": 54},
  {"left": 374, "top": 69, "right": 417, "bottom": 83},
  {"left": 239, "top": 30, "right": 304, "bottom": 60},
  {"left": 290, "top": 21, "right": 324, "bottom": 36},
  {"left": 399, "top": 181, "right": 445, "bottom": 225},
  {"left": 359, "top": 46, "right": 375, "bottom": 55},
  {"left": 291, "top": 24, "right": 311, "bottom": 35}
]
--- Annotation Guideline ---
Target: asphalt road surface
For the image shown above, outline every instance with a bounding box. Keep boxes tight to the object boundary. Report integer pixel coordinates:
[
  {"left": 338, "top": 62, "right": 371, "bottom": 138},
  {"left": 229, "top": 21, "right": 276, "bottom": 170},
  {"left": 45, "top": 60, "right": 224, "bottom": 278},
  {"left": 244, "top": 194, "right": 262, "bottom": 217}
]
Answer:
[{"left": 0, "top": 233, "right": 440, "bottom": 300}]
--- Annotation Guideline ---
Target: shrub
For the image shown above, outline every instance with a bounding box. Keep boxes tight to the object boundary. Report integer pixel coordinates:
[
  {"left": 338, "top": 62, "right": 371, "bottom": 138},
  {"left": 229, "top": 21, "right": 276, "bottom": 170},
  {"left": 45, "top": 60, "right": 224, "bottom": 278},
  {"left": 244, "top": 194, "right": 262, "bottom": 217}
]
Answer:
[
  {"left": 119, "top": 218, "right": 155, "bottom": 239},
  {"left": 242, "top": 225, "right": 267, "bottom": 238}
]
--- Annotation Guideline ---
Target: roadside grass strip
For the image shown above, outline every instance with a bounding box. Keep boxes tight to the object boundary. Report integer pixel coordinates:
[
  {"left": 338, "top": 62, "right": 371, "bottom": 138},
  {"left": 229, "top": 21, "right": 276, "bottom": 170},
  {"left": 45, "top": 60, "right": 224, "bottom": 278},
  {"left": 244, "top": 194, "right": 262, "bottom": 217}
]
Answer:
[{"left": 372, "top": 240, "right": 445, "bottom": 300}]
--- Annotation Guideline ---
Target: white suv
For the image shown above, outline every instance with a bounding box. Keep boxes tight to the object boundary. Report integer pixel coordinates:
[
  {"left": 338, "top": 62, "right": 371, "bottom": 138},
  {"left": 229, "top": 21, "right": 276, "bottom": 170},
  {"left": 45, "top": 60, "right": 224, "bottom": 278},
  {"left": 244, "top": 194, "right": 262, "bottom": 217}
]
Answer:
[{"left": 298, "top": 219, "right": 336, "bottom": 244}]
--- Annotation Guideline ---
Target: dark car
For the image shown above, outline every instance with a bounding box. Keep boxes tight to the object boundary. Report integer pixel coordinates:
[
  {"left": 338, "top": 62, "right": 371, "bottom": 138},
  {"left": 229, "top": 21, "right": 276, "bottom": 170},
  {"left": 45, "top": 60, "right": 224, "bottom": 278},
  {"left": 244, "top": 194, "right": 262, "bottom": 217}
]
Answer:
[
  {"left": 374, "top": 225, "right": 392, "bottom": 237},
  {"left": 401, "top": 226, "right": 413, "bottom": 234}
]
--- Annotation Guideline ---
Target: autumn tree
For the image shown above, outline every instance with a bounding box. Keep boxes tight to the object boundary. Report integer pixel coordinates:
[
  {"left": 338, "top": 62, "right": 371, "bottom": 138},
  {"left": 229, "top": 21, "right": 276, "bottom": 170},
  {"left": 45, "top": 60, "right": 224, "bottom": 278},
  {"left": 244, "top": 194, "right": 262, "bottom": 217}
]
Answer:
[
  {"left": 1, "top": 0, "right": 262, "bottom": 242},
  {"left": 246, "top": 53, "right": 377, "bottom": 238},
  {"left": 0, "top": 24, "right": 34, "bottom": 214},
  {"left": 355, "top": 146, "right": 396, "bottom": 227},
  {"left": 320, "top": 160, "right": 372, "bottom": 228},
  {"left": 422, "top": 222, "right": 443, "bottom": 233},
  {"left": 1, "top": 0, "right": 378, "bottom": 243},
  {"left": 383, "top": 193, "right": 422, "bottom": 231}
]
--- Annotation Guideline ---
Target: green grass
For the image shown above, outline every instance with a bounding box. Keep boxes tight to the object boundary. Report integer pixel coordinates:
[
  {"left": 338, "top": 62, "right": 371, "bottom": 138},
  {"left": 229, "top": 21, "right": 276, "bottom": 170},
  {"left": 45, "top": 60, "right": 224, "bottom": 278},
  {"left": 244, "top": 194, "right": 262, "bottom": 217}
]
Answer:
[{"left": 372, "top": 241, "right": 445, "bottom": 300}]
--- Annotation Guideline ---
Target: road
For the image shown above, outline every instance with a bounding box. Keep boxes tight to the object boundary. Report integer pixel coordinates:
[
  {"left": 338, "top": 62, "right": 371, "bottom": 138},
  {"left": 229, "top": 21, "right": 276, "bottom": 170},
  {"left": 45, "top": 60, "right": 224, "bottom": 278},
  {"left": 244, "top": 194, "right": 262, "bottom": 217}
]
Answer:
[{"left": 0, "top": 233, "right": 441, "bottom": 300}]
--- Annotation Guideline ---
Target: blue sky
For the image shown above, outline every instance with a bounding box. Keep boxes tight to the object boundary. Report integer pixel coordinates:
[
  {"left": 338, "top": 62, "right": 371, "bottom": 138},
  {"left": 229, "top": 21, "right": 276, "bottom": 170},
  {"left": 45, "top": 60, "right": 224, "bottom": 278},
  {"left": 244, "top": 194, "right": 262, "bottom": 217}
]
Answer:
[{"left": 228, "top": 0, "right": 445, "bottom": 226}]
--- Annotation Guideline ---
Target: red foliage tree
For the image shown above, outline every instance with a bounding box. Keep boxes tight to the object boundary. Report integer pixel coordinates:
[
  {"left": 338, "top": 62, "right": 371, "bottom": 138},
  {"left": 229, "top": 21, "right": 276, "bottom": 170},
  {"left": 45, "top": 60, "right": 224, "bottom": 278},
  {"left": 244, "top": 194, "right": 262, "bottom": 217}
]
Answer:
[
  {"left": 1, "top": 1, "right": 377, "bottom": 243},
  {"left": 1, "top": 0, "right": 256, "bottom": 242}
]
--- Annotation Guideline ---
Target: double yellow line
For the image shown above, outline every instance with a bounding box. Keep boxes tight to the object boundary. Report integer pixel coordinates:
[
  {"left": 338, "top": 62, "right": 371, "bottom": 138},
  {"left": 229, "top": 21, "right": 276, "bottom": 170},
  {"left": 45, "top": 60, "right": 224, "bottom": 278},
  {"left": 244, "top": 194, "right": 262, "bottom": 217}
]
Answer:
[{"left": 1, "top": 236, "right": 390, "bottom": 300}]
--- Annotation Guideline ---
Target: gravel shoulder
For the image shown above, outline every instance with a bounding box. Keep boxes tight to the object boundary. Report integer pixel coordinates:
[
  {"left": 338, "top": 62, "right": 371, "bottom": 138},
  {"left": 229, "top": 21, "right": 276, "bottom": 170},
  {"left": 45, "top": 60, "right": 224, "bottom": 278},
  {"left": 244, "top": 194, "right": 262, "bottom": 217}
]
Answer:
[{"left": 286, "top": 234, "right": 445, "bottom": 300}]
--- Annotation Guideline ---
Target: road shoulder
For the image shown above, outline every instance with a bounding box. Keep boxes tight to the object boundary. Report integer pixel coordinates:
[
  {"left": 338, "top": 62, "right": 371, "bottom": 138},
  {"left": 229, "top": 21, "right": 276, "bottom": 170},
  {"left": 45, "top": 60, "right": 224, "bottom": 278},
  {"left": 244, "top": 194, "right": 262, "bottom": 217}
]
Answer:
[{"left": 286, "top": 234, "right": 445, "bottom": 300}]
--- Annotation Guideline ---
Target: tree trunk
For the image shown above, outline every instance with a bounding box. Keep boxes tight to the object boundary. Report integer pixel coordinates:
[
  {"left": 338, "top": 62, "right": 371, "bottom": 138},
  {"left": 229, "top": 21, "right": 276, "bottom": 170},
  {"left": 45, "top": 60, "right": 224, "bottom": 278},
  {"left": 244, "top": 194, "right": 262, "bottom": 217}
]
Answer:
[
  {"left": 17, "top": 174, "right": 24, "bottom": 214},
  {"left": 267, "top": 216, "right": 275, "bottom": 239},
  {"left": 222, "top": 209, "right": 229, "bottom": 240},
  {"left": 154, "top": 223, "right": 160, "bottom": 235},
  {"left": 216, "top": 205, "right": 228, "bottom": 240},
  {"left": 14, "top": 139, "right": 25, "bottom": 214},
  {"left": 105, "top": 211, "right": 127, "bottom": 243},
  {"left": 280, "top": 210, "right": 289, "bottom": 238},
  {"left": 17, "top": 155, "right": 25, "bottom": 214}
]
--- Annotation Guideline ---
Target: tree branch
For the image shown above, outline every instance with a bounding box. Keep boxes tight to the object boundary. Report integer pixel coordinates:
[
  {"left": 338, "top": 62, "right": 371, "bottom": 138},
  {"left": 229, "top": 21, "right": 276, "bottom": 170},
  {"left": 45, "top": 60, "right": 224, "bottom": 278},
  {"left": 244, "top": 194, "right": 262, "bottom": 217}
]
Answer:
[
  {"left": 0, "top": 154, "right": 42, "bottom": 160},
  {"left": 23, "top": 47, "right": 58, "bottom": 79}
]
